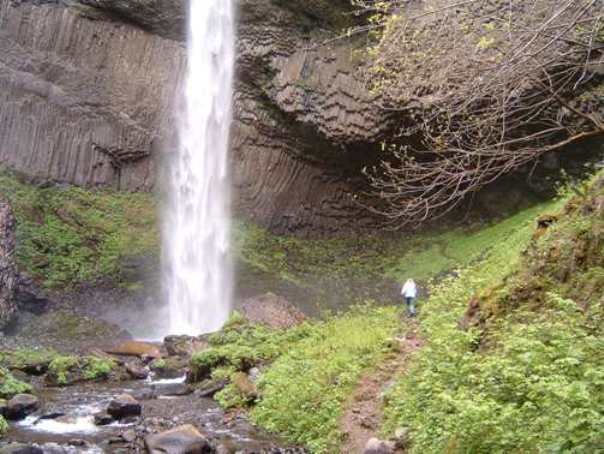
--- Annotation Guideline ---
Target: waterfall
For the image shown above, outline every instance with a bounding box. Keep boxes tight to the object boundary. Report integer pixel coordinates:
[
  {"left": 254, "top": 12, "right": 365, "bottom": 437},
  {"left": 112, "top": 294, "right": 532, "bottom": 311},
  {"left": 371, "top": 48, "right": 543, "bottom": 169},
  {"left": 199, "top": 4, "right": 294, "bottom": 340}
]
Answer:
[{"left": 162, "top": 0, "right": 235, "bottom": 336}]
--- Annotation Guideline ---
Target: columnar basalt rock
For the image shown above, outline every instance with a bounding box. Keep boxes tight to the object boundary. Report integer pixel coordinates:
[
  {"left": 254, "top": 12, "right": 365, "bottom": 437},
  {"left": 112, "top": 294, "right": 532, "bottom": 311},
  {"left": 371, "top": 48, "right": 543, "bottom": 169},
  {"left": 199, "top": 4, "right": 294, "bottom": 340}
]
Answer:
[
  {"left": 0, "top": 0, "right": 387, "bottom": 235},
  {"left": 0, "top": 198, "right": 17, "bottom": 328},
  {"left": 0, "top": 0, "right": 185, "bottom": 191}
]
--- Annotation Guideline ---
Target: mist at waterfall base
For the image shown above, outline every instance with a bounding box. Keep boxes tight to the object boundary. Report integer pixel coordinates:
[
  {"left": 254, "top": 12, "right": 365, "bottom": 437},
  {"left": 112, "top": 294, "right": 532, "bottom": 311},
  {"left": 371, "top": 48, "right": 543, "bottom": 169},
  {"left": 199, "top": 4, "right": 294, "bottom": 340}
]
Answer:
[{"left": 160, "top": 0, "right": 236, "bottom": 337}]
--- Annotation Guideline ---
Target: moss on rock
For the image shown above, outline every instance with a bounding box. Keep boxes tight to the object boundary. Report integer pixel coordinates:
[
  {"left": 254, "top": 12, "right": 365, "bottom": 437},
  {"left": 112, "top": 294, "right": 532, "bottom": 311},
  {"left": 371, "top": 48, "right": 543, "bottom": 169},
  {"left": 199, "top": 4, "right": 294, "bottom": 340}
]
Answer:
[
  {"left": 0, "top": 168, "right": 158, "bottom": 289},
  {"left": 0, "top": 368, "right": 32, "bottom": 398},
  {"left": 47, "top": 355, "right": 115, "bottom": 386}
]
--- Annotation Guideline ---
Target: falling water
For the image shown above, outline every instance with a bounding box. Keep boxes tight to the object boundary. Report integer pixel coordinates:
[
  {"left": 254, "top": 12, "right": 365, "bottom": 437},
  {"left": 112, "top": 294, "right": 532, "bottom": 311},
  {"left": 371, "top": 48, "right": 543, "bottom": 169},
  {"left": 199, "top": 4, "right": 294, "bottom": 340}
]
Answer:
[{"left": 162, "top": 0, "right": 235, "bottom": 335}]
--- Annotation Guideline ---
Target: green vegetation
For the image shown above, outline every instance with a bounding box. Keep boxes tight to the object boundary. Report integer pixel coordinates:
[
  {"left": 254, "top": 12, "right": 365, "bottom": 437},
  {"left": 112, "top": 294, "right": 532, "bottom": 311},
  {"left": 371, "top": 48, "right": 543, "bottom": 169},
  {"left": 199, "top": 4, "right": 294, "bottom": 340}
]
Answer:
[
  {"left": 47, "top": 355, "right": 115, "bottom": 386},
  {"left": 0, "top": 348, "right": 58, "bottom": 372},
  {"left": 0, "top": 415, "right": 8, "bottom": 436},
  {"left": 1, "top": 165, "right": 559, "bottom": 297},
  {"left": 190, "top": 307, "right": 401, "bottom": 453},
  {"left": 0, "top": 168, "right": 158, "bottom": 288},
  {"left": 190, "top": 311, "right": 313, "bottom": 383},
  {"left": 252, "top": 306, "right": 400, "bottom": 453},
  {"left": 381, "top": 175, "right": 604, "bottom": 452},
  {"left": 150, "top": 358, "right": 167, "bottom": 370},
  {"left": 0, "top": 368, "right": 32, "bottom": 398},
  {"left": 47, "top": 356, "right": 80, "bottom": 386},
  {"left": 235, "top": 200, "right": 563, "bottom": 288},
  {"left": 83, "top": 356, "right": 115, "bottom": 381},
  {"left": 208, "top": 191, "right": 575, "bottom": 453}
]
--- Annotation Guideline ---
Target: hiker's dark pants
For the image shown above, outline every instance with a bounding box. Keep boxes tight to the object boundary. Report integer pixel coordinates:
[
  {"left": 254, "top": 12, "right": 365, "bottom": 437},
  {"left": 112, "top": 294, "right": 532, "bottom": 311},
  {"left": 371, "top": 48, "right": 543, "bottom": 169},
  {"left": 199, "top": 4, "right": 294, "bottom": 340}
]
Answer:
[{"left": 405, "top": 297, "right": 417, "bottom": 316}]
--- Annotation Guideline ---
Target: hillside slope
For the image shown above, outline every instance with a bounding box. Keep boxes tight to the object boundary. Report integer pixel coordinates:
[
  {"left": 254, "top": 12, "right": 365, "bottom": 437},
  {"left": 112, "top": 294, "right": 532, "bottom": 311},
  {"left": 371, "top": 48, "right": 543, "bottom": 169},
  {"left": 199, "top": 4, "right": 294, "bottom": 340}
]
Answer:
[{"left": 383, "top": 173, "right": 604, "bottom": 452}]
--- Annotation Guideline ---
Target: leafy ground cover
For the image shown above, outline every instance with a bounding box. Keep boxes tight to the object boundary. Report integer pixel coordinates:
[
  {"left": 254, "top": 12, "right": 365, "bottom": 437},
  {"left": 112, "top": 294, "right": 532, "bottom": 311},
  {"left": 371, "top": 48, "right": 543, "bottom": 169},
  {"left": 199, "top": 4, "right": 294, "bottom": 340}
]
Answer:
[
  {"left": 381, "top": 175, "right": 604, "bottom": 453},
  {"left": 200, "top": 187, "right": 571, "bottom": 453},
  {"left": 190, "top": 306, "right": 402, "bottom": 453},
  {"left": 0, "top": 168, "right": 158, "bottom": 288},
  {"left": 251, "top": 306, "right": 401, "bottom": 453}
]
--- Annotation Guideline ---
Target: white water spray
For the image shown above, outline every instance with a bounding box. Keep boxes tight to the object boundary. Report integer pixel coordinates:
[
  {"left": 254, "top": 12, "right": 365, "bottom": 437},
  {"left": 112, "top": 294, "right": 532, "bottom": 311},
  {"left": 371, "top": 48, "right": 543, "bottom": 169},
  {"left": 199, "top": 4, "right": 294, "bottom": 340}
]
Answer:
[{"left": 163, "top": 0, "right": 235, "bottom": 335}]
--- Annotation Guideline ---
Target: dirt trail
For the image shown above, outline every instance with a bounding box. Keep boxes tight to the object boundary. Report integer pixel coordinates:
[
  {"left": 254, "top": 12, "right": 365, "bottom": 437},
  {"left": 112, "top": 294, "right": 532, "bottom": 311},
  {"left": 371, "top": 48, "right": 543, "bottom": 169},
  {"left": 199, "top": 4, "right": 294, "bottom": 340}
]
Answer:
[{"left": 340, "top": 322, "right": 423, "bottom": 453}]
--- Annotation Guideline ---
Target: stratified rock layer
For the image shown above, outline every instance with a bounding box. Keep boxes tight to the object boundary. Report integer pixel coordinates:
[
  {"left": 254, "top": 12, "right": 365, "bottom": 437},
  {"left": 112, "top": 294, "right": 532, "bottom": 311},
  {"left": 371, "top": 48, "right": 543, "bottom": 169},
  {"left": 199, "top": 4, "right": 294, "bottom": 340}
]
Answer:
[{"left": 0, "top": 0, "right": 387, "bottom": 235}]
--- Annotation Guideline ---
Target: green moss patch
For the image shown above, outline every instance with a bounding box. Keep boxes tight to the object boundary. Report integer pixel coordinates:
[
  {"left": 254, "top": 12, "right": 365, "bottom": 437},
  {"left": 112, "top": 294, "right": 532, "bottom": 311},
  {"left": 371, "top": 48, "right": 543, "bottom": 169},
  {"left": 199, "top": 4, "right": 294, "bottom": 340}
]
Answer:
[
  {"left": 0, "top": 368, "right": 33, "bottom": 398},
  {"left": 0, "top": 168, "right": 158, "bottom": 289},
  {"left": 235, "top": 198, "right": 565, "bottom": 295},
  {"left": 0, "top": 348, "right": 59, "bottom": 375}
]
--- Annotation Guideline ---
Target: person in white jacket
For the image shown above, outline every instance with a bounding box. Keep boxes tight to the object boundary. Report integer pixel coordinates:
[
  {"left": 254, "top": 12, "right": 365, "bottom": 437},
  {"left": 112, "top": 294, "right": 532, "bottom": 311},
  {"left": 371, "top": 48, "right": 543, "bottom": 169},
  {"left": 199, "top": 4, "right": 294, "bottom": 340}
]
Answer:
[{"left": 401, "top": 278, "right": 418, "bottom": 317}]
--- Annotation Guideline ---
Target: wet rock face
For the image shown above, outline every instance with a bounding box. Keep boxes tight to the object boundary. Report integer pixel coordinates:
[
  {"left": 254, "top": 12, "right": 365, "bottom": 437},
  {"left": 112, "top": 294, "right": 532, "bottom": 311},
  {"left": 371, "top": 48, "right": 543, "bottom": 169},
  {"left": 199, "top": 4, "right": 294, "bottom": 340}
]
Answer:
[
  {"left": 0, "top": 198, "right": 17, "bottom": 329},
  {"left": 5, "top": 394, "right": 40, "bottom": 420},
  {"left": 107, "top": 394, "right": 142, "bottom": 419},
  {"left": 0, "top": 0, "right": 384, "bottom": 235}
]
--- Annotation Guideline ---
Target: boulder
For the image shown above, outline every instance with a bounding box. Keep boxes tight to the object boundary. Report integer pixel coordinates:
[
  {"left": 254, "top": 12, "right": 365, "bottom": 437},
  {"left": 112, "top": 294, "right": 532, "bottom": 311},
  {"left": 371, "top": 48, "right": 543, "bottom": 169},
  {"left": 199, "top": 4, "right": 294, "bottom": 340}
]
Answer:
[
  {"left": 13, "top": 274, "right": 50, "bottom": 315},
  {"left": 125, "top": 362, "right": 149, "bottom": 380},
  {"left": 94, "top": 412, "right": 114, "bottom": 426},
  {"left": 164, "top": 335, "right": 208, "bottom": 357},
  {"left": 121, "top": 429, "right": 137, "bottom": 443},
  {"left": 106, "top": 341, "right": 161, "bottom": 360},
  {"left": 6, "top": 394, "right": 40, "bottom": 420},
  {"left": 107, "top": 394, "right": 142, "bottom": 419},
  {"left": 149, "top": 356, "right": 188, "bottom": 379},
  {"left": 0, "top": 198, "right": 18, "bottom": 329},
  {"left": 192, "top": 379, "right": 227, "bottom": 398},
  {"left": 144, "top": 425, "right": 213, "bottom": 454},
  {"left": 232, "top": 372, "right": 258, "bottom": 402},
  {"left": 363, "top": 438, "right": 395, "bottom": 454},
  {"left": 238, "top": 293, "right": 306, "bottom": 329}
]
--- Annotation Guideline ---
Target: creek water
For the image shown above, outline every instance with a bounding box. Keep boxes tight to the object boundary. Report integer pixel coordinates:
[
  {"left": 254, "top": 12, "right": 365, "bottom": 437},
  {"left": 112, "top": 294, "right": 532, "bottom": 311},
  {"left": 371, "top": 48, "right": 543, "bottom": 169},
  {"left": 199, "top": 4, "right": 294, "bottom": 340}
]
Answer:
[
  {"left": 162, "top": 0, "right": 236, "bottom": 336},
  {"left": 6, "top": 374, "right": 286, "bottom": 452}
]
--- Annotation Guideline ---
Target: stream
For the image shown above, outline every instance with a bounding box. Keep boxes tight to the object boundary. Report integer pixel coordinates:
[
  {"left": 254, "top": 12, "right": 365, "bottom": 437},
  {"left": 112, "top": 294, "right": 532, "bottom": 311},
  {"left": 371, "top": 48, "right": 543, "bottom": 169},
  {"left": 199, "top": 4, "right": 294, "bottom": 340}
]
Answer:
[{"left": 3, "top": 372, "right": 296, "bottom": 452}]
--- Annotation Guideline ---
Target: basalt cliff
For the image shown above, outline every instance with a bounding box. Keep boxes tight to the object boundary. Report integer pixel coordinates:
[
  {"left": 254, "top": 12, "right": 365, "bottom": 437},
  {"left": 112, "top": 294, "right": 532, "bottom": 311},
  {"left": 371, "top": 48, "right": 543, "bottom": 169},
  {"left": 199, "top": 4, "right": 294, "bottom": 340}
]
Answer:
[{"left": 0, "top": 0, "right": 389, "bottom": 235}]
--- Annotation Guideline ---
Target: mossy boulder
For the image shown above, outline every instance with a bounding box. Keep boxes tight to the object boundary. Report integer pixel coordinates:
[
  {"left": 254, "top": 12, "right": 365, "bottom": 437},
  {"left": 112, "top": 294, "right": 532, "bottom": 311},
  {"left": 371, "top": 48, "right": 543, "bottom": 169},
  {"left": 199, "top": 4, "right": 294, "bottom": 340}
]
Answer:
[
  {"left": 187, "top": 347, "right": 257, "bottom": 383},
  {"left": 0, "top": 368, "right": 32, "bottom": 399},
  {"left": 46, "top": 355, "right": 115, "bottom": 386},
  {"left": 149, "top": 356, "right": 187, "bottom": 379},
  {"left": 232, "top": 372, "right": 258, "bottom": 401},
  {"left": 1, "top": 348, "right": 58, "bottom": 376}
]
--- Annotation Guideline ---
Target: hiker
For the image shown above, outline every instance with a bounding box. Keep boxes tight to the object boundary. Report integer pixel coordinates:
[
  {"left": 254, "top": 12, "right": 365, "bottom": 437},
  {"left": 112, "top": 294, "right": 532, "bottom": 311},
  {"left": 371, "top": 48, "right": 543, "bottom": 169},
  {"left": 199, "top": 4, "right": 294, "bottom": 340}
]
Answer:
[{"left": 401, "top": 278, "right": 418, "bottom": 317}]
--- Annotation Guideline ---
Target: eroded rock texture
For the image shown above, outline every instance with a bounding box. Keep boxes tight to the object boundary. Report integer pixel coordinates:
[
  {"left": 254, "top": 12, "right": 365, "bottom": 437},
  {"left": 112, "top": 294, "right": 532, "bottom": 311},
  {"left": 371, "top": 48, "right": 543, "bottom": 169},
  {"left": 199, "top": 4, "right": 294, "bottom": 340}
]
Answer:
[
  {"left": 0, "top": 0, "right": 387, "bottom": 235},
  {"left": 0, "top": 198, "right": 17, "bottom": 328}
]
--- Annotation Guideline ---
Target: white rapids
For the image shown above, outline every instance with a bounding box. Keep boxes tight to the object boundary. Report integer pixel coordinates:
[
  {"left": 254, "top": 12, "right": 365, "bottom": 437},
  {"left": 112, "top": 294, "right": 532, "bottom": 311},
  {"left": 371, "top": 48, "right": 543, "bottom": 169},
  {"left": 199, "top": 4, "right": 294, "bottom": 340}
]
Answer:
[{"left": 162, "top": 0, "right": 236, "bottom": 335}]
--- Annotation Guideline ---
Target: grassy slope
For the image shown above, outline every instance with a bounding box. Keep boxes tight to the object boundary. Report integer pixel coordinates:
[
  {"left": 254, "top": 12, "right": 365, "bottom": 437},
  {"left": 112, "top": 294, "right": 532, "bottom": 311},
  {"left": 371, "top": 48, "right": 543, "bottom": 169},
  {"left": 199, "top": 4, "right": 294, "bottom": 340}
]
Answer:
[
  {"left": 0, "top": 169, "right": 158, "bottom": 288},
  {"left": 382, "top": 175, "right": 604, "bottom": 453},
  {"left": 235, "top": 200, "right": 562, "bottom": 289},
  {"left": 230, "top": 197, "right": 569, "bottom": 452}
]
